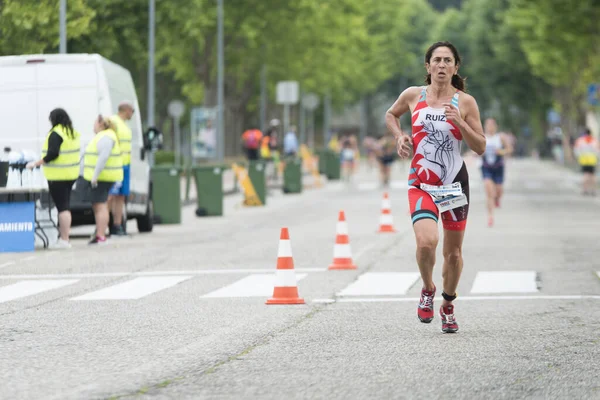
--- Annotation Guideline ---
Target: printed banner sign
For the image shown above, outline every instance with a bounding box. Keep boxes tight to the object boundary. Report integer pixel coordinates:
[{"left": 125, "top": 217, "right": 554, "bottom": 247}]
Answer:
[
  {"left": 0, "top": 202, "right": 35, "bottom": 253},
  {"left": 191, "top": 107, "right": 218, "bottom": 159}
]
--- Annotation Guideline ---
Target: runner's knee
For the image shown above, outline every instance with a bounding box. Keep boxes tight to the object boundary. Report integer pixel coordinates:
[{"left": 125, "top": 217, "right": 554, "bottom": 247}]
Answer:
[
  {"left": 415, "top": 230, "right": 438, "bottom": 253},
  {"left": 443, "top": 247, "right": 462, "bottom": 266}
]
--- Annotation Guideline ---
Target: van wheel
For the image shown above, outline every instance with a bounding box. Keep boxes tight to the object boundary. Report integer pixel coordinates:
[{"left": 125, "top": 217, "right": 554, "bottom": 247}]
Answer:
[{"left": 137, "top": 198, "right": 154, "bottom": 233}]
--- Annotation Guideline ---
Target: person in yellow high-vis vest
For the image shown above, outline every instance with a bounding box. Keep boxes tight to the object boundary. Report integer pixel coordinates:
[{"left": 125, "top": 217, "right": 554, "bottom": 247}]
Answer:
[
  {"left": 574, "top": 128, "right": 600, "bottom": 196},
  {"left": 82, "top": 116, "right": 124, "bottom": 245},
  {"left": 26, "top": 108, "right": 81, "bottom": 249},
  {"left": 107, "top": 100, "right": 134, "bottom": 236}
]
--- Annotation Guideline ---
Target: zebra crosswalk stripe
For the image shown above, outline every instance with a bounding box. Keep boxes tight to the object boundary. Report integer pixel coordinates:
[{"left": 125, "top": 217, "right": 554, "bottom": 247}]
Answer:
[
  {"left": 337, "top": 272, "right": 420, "bottom": 296},
  {"left": 470, "top": 271, "right": 539, "bottom": 294},
  {"left": 0, "top": 279, "right": 79, "bottom": 303},
  {"left": 202, "top": 274, "right": 307, "bottom": 298},
  {"left": 71, "top": 276, "right": 192, "bottom": 300}
]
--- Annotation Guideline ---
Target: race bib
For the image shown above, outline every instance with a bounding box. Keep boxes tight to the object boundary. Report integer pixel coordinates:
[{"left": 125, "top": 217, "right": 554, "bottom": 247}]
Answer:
[{"left": 420, "top": 182, "right": 468, "bottom": 213}]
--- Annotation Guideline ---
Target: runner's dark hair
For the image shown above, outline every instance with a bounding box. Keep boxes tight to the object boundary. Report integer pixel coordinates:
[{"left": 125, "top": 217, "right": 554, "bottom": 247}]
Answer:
[
  {"left": 49, "top": 108, "right": 75, "bottom": 139},
  {"left": 425, "top": 41, "right": 466, "bottom": 92}
]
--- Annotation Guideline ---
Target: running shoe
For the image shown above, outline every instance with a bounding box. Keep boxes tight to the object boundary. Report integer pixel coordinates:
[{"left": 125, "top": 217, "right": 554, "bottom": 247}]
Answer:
[
  {"left": 88, "top": 236, "right": 108, "bottom": 245},
  {"left": 440, "top": 304, "right": 459, "bottom": 333},
  {"left": 49, "top": 238, "right": 72, "bottom": 250},
  {"left": 418, "top": 286, "right": 436, "bottom": 323}
]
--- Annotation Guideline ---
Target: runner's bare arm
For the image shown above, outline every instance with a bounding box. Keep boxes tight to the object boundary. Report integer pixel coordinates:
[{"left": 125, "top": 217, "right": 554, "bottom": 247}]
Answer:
[
  {"left": 385, "top": 87, "right": 420, "bottom": 138},
  {"left": 447, "top": 94, "right": 486, "bottom": 155},
  {"left": 499, "top": 134, "right": 513, "bottom": 156}
]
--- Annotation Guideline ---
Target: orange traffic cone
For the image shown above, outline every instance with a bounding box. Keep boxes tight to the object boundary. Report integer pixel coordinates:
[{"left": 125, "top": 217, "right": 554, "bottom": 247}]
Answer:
[
  {"left": 266, "top": 228, "right": 305, "bottom": 305},
  {"left": 328, "top": 211, "right": 358, "bottom": 270},
  {"left": 377, "top": 192, "right": 396, "bottom": 233}
]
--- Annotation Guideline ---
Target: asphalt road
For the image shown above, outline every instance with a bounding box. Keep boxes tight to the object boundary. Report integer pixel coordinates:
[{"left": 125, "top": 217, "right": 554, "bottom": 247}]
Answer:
[{"left": 0, "top": 157, "right": 599, "bottom": 400}]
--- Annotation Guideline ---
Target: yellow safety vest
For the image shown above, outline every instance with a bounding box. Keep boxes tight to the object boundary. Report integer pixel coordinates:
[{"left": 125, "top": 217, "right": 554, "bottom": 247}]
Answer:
[
  {"left": 110, "top": 114, "right": 132, "bottom": 166},
  {"left": 83, "top": 129, "right": 124, "bottom": 182},
  {"left": 576, "top": 138, "right": 599, "bottom": 166},
  {"left": 41, "top": 125, "right": 81, "bottom": 181}
]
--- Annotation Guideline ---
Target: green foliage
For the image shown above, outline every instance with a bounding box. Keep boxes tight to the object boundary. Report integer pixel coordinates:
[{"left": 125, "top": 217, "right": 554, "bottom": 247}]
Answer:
[
  {"left": 0, "top": 0, "right": 94, "bottom": 54},
  {"left": 0, "top": 0, "right": 594, "bottom": 151}
]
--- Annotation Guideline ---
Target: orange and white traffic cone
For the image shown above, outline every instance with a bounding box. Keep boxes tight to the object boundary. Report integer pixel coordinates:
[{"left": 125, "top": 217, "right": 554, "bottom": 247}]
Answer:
[
  {"left": 328, "top": 210, "right": 358, "bottom": 270},
  {"left": 266, "top": 227, "right": 305, "bottom": 305},
  {"left": 377, "top": 192, "right": 396, "bottom": 233}
]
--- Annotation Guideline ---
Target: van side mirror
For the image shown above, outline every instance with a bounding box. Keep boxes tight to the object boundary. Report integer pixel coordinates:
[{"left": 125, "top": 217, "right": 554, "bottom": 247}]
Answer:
[{"left": 144, "top": 127, "right": 163, "bottom": 151}]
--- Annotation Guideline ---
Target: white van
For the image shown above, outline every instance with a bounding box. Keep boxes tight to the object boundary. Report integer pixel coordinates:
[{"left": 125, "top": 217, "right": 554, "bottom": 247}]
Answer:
[{"left": 0, "top": 53, "right": 155, "bottom": 232}]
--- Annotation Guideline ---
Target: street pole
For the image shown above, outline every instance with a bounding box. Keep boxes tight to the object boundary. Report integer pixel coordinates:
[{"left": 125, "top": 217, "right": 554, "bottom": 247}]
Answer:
[
  {"left": 360, "top": 95, "right": 367, "bottom": 144},
  {"left": 59, "top": 0, "right": 67, "bottom": 53},
  {"left": 283, "top": 104, "right": 290, "bottom": 139},
  {"left": 324, "top": 92, "right": 331, "bottom": 144},
  {"left": 309, "top": 110, "right": 315, "bottom": 149},
  {"left": 174, "top": 117, "right": 181, "bottom": 167},
  {"left": 147, "top": 0, "right": 155, "bottom": 128},
  {"left": 147, "top": 0, "right": 156, "bottom": 166},
  {"left": 299, "top": 89, "right": 305, "bottom": 145},
  {"left": 260, "top": 64, "right": 267, "bottom": 133},
  {"left": 217, "top": 0, "right": 225, "bottom": 161}
]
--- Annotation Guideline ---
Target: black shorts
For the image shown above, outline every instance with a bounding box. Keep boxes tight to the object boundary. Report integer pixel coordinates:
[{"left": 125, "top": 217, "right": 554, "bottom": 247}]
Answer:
[
  {"left": 48, "top": 180, "right": 76, "bottom": 212},
  {"left": 246, "top": 148, "right": 259, "bottom": 160},
  {"left": 581, "top": 165, "right": 595, "bottom": 174},
  {"left": 379, "top": 155, "right": 395, "bottom": 165},
  {"left": 87, "top": 181, "right": 114, "bottom": 204}
]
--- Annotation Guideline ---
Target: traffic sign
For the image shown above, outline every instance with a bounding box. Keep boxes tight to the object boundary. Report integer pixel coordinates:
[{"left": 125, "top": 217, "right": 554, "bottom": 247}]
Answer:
[
  {"left": 588, "top": 83, "right": 599, "bottom": 106},
  {"left": 168, "top": 100, "right": 186, "bottom": 119},
  {"left": 302, "top": 93, "right": 320, "bottom": 111},
  {"left": 276, "top": 81, "right": 299, "bottom": 105}
]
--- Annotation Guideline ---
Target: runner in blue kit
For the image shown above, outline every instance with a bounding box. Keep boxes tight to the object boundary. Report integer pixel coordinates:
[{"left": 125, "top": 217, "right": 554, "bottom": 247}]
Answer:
[
  {"left": 385, "top": 41, "right": 486, "bottom": 333},
  {"left": 481, "top": 118, "right": 512, "bottom": 227}
]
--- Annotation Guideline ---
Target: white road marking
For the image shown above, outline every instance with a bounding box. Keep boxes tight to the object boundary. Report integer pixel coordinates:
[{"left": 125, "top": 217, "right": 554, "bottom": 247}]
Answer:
[
  {"left": 313, "top": 299, "right": 336, "bottom": 304},
  {"left": 0, "top": 279, "right": 79, "bottom": 303},
  {"left": 20, "top": 256, "right": 37, "bottom": 262},
  {"left": 523, "top": 181, "right": 543, "bottom": 190},
  {"left": 337, "top": 272, "right": 420, "bottom": 296},
  {"left": 470, "top": 271, "right": 539, "bottom": 294},
  {"left": 0, "top": 268, "right": 326, "bottom": 279},
  {"left": 357, "top": 182, "right": 378, "bottom": 191},
  {"left": 71, "top": 276, "right": 192, "bottom": 300},
  {"left": 314, "top": 295, "right": 600, "bottom": 303},
  {"left": 0, "top": 261, "right": 16, "bottom": 269},
  {"left": 357, "top": 181, "right": 408, "bottom": 191},
  {"left": 202, "top": 273, "right": 307, "bottom": 298},
  {"left": 389, "top": 181, "right": 408, "bottom": 189}
]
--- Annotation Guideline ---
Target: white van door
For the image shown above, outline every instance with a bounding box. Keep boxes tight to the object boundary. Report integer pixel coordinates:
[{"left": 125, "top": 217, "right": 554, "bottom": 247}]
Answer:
[
  {"left": 126, "top": 105, "right": 150, "bottom": 215},
  {"left": 0, "top": 64, "right": 40, "bottom": 154},
  {"left": 35, "top": 62, "right": 100, "bottom": 146}
]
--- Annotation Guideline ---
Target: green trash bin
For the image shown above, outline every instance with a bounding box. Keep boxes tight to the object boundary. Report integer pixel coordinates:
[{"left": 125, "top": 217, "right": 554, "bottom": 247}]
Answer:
[
  {"left": 151, "top": 165, "right": 182, "bottom": 224},
  {"left": 315, "top": 149, "right": 327, "bottom": 174},
  {"left": 248, "top": 160, "right": 267, "bottom": 206},
  {"left": 193, "top": 165, "right": 225, "bottom": 216},
  {"left": 326, "top": 150, "right": 341, "bottom": 180},
  {"left": 283, "top": 157, "right": 302, "bottom": 194}
]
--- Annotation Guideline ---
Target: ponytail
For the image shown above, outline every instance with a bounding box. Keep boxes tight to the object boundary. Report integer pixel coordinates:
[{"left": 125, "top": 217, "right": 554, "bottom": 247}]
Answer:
[{"left": 451, "top": 74, "right": 466, "bottom": 92}]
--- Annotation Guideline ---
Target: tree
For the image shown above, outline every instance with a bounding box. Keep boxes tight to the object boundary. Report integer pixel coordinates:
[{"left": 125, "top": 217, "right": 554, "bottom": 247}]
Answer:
[
  {"left": 506, "top": 0, "right": 600, "bottom": 138},
  {"left": 0, "top": 0, "right": 94, "bottom": 55}
]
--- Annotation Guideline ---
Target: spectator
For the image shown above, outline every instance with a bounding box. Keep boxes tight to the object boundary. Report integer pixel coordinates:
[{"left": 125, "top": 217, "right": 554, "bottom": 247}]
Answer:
[{"left": 26, "top": 108, "right": 81, "bottom": 250}]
